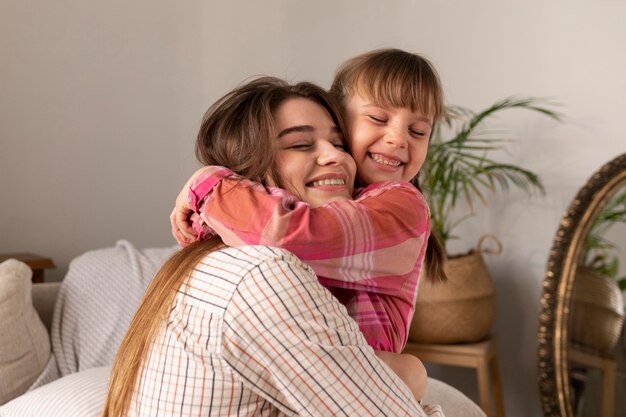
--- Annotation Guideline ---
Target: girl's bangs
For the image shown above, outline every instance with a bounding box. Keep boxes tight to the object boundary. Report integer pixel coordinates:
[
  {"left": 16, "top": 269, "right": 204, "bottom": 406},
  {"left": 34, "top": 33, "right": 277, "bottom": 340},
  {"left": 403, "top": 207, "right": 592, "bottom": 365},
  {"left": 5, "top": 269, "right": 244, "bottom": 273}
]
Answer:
[{"left": 353, "top": 65, "right": 444, "bottom": 120}]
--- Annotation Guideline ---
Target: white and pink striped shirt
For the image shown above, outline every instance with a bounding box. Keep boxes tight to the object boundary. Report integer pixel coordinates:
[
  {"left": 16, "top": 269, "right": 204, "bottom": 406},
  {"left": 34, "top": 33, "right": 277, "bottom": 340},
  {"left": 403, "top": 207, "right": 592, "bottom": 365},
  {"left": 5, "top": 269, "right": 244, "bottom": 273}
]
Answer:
[
  {"left": 187, "top": 167, "right": 431, "bottom": 353},
  {"left": 129, "top": 245, "right": 441, "bottom": 417}
]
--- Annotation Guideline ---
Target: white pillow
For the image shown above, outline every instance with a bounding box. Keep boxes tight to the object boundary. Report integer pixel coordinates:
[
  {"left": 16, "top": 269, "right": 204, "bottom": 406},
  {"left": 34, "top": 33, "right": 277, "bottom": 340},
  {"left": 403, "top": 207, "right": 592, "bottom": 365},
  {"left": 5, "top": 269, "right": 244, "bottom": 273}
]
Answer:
[
  {"left": 51, "top": 241, "right": 176, "bottom": 376},
  {"left": 0, "top": 366, "right": 110, "bottom": 417},
  {"left": 423, "top": 377, "right": 486, "bottom": 417},
  {"left": 0, "top": 259, "right": 50, "bottom": 405}
]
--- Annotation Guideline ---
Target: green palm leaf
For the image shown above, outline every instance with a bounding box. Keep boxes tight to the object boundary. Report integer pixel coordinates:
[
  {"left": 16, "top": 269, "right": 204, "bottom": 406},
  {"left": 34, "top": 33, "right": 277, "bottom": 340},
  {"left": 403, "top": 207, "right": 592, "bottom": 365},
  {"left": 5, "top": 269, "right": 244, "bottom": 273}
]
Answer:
[{"left": 423, "top": 96, "right": 561, "bottom": 253}]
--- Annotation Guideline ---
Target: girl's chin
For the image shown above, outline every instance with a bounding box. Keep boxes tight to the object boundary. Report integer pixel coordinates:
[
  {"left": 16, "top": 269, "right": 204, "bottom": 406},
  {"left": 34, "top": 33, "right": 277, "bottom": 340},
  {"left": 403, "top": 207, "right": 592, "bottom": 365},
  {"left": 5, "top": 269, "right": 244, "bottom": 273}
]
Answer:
[
  {"left": 359, "top": 171, "right": 404, "bottom": 185},
  {"left": 306, "top": 192, "right": 353, "bottom": 207},
  {"left": 359, "top": 159, "right": 407, "bottom": 184}
]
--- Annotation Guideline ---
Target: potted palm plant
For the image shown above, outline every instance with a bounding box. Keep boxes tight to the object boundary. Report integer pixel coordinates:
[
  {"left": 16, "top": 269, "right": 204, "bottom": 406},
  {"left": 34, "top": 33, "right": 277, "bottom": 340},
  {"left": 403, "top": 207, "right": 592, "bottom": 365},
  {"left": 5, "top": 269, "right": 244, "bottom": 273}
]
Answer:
[
  {"left": 571, "top": 189, "right": 626, "bottom": 353},
  {"left": 409, "top": 97, "right": 561, "bottom": 344}
]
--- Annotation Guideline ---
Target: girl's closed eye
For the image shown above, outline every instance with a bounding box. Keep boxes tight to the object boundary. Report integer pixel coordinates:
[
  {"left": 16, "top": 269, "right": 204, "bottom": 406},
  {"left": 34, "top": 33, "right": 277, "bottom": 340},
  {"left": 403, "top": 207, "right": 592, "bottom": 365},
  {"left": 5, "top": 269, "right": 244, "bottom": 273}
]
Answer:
[
  {"left": 409, "top": 128, "right": 427, "bottom": 138},
  {"left": 367, "top": 114, "right": 387, "bottom": 124}
]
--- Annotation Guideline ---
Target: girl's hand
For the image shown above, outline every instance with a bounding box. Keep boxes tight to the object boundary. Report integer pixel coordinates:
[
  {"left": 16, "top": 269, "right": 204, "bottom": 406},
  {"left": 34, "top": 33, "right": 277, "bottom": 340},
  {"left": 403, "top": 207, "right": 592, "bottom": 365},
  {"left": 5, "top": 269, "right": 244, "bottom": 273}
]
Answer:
[
  {"left": 170, "top": 167, "right": 212, "bottom": 246},
  {"left": 170, "top": 187, "right": 196, "bottom": 246}
]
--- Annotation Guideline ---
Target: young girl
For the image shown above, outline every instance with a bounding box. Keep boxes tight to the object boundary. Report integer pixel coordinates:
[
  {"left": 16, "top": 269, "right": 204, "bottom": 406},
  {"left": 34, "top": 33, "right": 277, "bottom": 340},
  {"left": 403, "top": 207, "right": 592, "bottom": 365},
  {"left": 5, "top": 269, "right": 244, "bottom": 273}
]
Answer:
[{"left": 171, "top": 48, "right": 446, "bottom": 396}]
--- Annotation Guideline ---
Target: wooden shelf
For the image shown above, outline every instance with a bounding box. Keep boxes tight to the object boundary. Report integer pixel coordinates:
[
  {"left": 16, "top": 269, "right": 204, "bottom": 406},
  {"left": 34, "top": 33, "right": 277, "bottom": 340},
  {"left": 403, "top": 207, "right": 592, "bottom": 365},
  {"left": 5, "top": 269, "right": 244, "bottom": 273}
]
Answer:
[
  {"left": 404, "top": 336, "right": 505, "bottom": 417},
  {"left": 0, "top": 253, "right": 55, "bottom": 283}
]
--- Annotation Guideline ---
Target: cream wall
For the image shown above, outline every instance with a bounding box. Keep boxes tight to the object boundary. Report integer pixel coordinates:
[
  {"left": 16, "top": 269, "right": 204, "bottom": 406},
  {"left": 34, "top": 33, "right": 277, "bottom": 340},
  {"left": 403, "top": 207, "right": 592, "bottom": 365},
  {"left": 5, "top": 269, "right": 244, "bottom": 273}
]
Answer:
[{"left": 2, "top": 1, "right": 625, "bottom": 415}]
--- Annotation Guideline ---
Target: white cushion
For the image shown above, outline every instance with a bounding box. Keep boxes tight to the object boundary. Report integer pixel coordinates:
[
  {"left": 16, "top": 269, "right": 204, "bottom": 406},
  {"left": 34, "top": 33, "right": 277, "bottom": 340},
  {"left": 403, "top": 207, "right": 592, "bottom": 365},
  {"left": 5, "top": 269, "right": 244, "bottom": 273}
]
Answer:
[
  {"left": 423, "top": 377, "right": 486, "bottom": 417},
  {"left": 51, "top": 241, "right": 176, "bottom": 376},
  {"left": 0, "top": 369, "right": 485, "bottom": 417},
  {"left": 0, "top": 366, "right": 110, "bottom": 417},
  {"left": 0, "top": 259, "right": 50, "bottom": 405}
]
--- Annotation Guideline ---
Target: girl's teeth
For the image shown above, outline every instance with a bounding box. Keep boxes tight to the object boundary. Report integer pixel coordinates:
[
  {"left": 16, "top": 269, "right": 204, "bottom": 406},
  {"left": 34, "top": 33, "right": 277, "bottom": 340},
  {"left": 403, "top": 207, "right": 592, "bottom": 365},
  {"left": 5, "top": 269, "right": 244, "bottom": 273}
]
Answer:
[
  {"left": 311, "top": 179, "right": 346, "bottom": 187},
  {"left": 371, "top": 153, "right": 401, "bottom": 166}
]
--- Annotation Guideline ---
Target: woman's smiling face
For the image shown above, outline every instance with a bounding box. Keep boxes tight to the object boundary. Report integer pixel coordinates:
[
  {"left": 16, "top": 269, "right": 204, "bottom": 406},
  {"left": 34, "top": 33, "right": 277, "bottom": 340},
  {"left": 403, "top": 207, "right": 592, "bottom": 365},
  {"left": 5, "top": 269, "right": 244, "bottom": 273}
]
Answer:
[{"left": 269, "top": 97, "right": 356, "bottom": 208}]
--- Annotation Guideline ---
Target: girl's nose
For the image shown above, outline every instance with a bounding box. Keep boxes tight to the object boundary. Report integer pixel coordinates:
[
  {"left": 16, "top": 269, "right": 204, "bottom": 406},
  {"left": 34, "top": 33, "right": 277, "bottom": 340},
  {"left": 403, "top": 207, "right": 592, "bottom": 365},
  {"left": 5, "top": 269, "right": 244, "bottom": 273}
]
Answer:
[{"left": 384, "top": 126, "right": 408, "bottom": 149}]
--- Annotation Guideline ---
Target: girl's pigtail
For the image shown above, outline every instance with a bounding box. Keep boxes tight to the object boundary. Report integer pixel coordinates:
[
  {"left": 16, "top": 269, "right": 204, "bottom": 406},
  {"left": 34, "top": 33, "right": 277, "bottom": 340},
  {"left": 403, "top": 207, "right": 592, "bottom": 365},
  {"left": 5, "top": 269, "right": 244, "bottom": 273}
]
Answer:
[{"left": 411, "top": 175, "right": 447, "bottom": 283}]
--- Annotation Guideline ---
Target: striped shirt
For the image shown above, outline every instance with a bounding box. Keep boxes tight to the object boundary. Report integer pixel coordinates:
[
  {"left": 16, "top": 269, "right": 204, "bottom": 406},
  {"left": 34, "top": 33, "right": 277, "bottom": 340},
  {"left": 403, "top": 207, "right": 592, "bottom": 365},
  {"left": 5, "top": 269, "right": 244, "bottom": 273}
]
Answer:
[
  {"left": 187, "top": 167, "right": 430, "bottom": 353},
  {"left": 129, "top": 245, "right": 440, "bottom": 417}
]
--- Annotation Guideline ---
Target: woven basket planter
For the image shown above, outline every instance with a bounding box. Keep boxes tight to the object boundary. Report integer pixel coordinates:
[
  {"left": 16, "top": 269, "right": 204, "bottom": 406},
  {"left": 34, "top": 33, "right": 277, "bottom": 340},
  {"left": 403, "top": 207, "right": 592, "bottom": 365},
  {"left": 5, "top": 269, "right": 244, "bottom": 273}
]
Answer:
[
  {"left": 409, "top": 235, "right": 500, "bottom": 344},
  {"left": 570, "top": 266, "right": 625, "bottom": 354}
]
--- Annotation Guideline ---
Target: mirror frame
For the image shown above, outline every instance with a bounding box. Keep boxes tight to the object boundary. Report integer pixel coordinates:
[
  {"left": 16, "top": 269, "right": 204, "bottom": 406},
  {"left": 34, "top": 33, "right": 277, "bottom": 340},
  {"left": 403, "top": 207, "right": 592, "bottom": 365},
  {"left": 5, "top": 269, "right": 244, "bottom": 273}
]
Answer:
[{"left": 538, "top": 153, "right": 626, "bottom": 416}]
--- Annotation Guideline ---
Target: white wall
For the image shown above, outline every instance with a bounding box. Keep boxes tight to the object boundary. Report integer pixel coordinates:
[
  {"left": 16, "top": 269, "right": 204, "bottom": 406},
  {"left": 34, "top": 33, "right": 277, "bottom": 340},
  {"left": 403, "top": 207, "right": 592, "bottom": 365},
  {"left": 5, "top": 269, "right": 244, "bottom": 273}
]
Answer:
[{"left": 2, "top": 1, "right": 625, "bottom": 415}]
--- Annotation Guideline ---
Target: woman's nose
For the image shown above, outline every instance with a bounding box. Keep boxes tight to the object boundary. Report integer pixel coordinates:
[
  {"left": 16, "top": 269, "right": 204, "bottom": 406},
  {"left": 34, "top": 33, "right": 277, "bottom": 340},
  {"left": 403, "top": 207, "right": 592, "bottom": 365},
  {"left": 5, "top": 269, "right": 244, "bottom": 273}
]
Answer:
[{"left": 317, "top": 142, "right": 348, "bottom": 166}]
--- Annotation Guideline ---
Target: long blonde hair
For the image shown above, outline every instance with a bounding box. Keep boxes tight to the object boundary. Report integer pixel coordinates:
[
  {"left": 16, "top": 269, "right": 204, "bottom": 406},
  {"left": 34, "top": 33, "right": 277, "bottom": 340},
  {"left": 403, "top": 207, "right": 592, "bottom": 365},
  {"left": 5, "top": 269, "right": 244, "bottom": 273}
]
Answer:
[
  {"left": 330, "top": 48, "right": 448, "bottom": 283},
  {"left": 102, "top": 239, "right": 222, "bottom": 417},
  {"left": 102, "top": 77, "right": 349, "bottom": 417}
]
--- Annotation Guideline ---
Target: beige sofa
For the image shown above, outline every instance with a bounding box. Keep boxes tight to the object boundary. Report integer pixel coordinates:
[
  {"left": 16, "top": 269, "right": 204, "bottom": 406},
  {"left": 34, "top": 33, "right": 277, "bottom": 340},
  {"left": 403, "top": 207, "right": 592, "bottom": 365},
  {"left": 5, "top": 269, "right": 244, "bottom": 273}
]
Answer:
[
  {"left": 32, "top": 282, "right": 60, "bottom": 334},
  {"left": 0, "top": 242, "right": 485, "bottom": 417}
]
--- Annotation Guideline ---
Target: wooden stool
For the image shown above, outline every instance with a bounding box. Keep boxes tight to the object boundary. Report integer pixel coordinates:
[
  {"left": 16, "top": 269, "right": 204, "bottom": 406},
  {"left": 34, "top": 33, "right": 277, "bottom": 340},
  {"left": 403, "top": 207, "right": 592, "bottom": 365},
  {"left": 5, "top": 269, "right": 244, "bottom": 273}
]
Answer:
[
  {"left": 569, "top": 347, "right": 616, "bottom": 417},
  {"left": 403, "top": 337, "right": 505, "bottom": 417}
]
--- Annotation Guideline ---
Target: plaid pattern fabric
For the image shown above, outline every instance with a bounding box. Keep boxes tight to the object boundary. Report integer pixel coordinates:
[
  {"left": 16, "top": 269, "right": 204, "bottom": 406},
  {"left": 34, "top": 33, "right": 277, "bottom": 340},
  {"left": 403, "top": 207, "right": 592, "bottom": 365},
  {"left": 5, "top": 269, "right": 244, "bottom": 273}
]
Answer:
[
  {"left": 188, "top": 167, "right": 430, "bottom": 353},
  {"left": 129, "top": 246, "right": 440, "bottom": 417}
]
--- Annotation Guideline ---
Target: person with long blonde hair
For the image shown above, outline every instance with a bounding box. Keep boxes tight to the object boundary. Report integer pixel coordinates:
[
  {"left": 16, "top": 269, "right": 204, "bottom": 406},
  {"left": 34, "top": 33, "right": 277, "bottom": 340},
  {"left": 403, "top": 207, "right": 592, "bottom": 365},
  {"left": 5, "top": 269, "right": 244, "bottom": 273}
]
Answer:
[{"left": 102, "top": 77, "right": 441, "bottom": 417}]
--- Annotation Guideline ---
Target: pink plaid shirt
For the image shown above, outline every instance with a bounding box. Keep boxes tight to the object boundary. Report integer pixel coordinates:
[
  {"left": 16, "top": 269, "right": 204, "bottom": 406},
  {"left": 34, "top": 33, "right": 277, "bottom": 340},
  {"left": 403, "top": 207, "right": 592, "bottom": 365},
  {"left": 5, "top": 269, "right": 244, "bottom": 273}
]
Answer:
[{"left": 188, "top": 166, "right": 431, "bottom": 353}]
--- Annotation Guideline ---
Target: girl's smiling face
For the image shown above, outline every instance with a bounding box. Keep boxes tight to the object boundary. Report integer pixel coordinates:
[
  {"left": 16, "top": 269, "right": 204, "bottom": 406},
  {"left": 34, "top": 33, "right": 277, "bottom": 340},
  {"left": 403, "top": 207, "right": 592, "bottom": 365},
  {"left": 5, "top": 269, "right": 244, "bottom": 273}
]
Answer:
[
  {"left": 344, "top": 93, "right": 433, "bottom": 186},
  {"left": 269, "top": 97, "right": 356, "bottom": 207}
]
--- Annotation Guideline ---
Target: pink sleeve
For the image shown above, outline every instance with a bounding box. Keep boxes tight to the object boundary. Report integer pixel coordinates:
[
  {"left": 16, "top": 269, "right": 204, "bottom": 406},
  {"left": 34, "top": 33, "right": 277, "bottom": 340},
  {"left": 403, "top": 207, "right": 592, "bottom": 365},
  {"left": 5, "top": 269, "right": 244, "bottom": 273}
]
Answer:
[
  {"left": 190, "top": 167, "right": 431, "bottom": 352},
  {"left": 189, "top": 167, "right": 429, "bottom": 285}
]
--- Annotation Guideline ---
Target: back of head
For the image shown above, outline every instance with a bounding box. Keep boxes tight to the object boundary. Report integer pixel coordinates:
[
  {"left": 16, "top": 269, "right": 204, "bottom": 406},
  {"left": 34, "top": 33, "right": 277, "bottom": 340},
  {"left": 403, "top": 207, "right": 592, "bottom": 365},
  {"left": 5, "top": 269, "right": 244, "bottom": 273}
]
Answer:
[
  {"left": 330, "top": 48, "right": 445, "bottom": 121},
  {"left": 195, "top": 76, "right": 348, "bottom": 188},
  {"left": 102, "top": 76, "right": 348, "bottom": 417}
]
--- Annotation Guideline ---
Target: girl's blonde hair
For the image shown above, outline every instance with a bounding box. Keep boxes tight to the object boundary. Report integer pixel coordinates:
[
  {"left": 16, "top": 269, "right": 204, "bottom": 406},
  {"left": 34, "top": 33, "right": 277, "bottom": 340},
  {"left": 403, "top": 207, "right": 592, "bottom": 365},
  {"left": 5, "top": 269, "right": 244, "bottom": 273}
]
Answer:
[
  {"left": 331, "top": 48, "right": 448, "bottom": 283},
  {"left": 102, "top": 77, "right": 349, "bottom": 417}
]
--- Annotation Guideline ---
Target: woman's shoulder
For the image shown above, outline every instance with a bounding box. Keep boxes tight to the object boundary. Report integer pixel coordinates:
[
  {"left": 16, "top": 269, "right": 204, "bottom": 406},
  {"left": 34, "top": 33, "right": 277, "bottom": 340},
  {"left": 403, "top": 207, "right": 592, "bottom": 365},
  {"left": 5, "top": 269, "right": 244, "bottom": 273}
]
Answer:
[
  {"left": 178, "top": 246, "right": 314, "bottom": 310},
  {"left": 192, "top": 245, "right": 310, "bottom": 282}
]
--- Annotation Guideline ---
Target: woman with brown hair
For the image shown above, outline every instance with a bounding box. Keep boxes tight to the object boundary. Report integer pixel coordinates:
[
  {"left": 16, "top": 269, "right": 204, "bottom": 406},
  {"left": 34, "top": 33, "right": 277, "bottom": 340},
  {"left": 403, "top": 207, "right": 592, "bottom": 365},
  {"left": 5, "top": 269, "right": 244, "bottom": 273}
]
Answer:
[{"left": 102, "top": 77, "right": 439, "bottom": 417}]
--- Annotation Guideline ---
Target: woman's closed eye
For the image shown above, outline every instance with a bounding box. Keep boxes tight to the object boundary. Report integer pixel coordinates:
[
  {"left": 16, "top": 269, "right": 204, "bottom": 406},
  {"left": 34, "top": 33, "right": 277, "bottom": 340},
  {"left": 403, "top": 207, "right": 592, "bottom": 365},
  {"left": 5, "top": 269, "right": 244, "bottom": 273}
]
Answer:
[{"left": 288, "top": 143, "right": 312, "bottom": 150}]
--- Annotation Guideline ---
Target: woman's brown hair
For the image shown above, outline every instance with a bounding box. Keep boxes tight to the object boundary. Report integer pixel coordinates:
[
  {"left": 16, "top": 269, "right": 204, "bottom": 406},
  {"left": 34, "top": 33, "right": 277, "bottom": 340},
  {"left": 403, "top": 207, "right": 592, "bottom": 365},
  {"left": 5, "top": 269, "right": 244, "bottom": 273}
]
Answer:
[
  {"left": 330, "top": 48, "right": 448, "bottom": 282},
  {"left": 195, "top": 76, "right": 349, "bottom": 189},
  {"left": 102, "top": 77, "right": 349, "bottom": 417}
]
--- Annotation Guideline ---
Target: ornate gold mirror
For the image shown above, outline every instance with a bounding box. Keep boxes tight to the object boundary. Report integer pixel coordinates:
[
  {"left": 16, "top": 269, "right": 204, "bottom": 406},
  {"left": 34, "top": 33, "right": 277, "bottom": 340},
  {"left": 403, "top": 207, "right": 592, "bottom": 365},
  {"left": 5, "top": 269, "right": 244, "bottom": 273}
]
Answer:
[{"left": 539, "top": 153, "right": 626, "bottom": 417}]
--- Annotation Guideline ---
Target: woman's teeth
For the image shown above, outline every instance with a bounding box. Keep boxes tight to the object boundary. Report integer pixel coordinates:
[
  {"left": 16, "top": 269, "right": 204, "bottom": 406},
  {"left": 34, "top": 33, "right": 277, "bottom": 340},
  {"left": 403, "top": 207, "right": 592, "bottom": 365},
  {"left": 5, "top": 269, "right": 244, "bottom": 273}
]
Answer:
[
  {"left": 371, "top": 153, "right": 401, "bottom": 166},
  {"left": 310, "top": 178, "right": 346, "bottom": 187}
]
